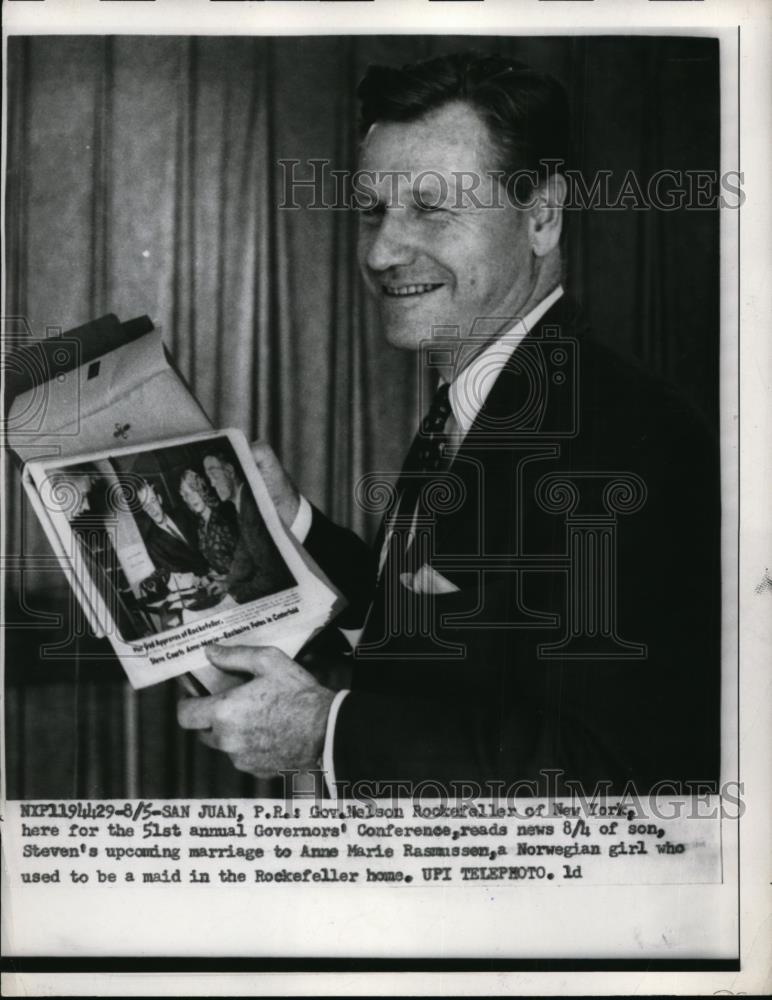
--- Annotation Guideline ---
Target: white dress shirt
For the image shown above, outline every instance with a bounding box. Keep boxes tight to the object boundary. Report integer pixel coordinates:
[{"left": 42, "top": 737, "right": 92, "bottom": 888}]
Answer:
[
  {"left": 292, "top": 285, "right": 565, "bottom": 798},
  {"left": 158, "top": 514, "right": 188, "bottom": 543}
]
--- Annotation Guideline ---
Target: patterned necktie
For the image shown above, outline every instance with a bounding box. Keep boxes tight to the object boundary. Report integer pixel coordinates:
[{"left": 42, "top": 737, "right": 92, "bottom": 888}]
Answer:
[
  {"left": 381, "top": 381, "right": 453, "bottom": 578},
  {"left": 360, "top": 383, "right": 454, "bottom": 649},
  {"left": 411, "top": 379, "right": 452, "bottom": 463}
]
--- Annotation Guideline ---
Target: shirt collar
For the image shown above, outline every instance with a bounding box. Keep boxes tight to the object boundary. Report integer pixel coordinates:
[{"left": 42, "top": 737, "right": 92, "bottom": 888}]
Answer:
[
  {"left": 161, "top": 515, "right": 184, "bottom": 539},
  {"left": 448, "top": 285, "right": 564, "bottom": 436}
]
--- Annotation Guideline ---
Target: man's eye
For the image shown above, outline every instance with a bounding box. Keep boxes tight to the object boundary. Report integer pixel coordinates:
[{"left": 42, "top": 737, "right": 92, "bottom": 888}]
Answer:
[
  {"left": 355, "top": 202, "right": 385, "bottom": 222},
  {"left": 415, "top": 201, "right": 448, "bottom": 216}
]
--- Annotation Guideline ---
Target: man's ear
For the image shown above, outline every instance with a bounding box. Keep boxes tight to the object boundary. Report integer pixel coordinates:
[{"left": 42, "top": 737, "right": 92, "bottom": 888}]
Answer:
[{"left": 528, "top": 173, "right": 567, "bottom": 258}]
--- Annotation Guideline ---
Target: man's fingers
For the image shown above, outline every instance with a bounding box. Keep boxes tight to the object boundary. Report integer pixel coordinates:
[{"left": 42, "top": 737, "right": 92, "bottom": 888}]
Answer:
[
  {"left": 205, "top": 643, "right": 284, "bottom": 678},
  {"left": 197, "top": 729, "right": 221, "bottom": 750},
  {"left": 250, "top": 438, "right": 278, "bottom": 468},
  {"left": 231, "top": 755, "right": 276, "bottom": 777},
  {"left": 177, "top": 694, "right": 219, "bottom": 730},
  {"left": 198, "top": 729, "right": 269, "bottom": 754}
]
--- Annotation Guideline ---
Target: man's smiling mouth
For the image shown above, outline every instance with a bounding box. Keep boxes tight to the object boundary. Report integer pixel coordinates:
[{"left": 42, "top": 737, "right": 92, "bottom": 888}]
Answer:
[{"left": 382, "top": 282, "right": 444, "bottom": 298}]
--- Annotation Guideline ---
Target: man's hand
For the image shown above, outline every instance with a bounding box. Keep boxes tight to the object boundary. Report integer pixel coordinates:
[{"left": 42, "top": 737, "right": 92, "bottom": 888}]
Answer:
[
  {"left": 205, "top": 573, "right": 228, "bottom": 597},
  {"left": 250, "top": 440, "right": 300, "bottom": 530},
  {"left": 177, "top": 644, "right": 335, "bottom": 778}
]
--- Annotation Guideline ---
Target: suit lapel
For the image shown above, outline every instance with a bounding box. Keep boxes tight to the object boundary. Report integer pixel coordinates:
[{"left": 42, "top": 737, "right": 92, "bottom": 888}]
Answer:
[
  {"left": 456, "top": 292, "right": 581, "bottom": 446},
  {"left": 365, "top": 295, "right": 582, "bottom": 607},
  {"left": 431, "top": 294, "right": 582, "bottom": 560}
]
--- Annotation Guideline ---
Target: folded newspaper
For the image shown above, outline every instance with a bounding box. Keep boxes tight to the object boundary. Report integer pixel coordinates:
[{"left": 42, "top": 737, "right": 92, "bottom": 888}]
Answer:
[{"left": 6, "top": 317, "right": 343, "bottom": 694}]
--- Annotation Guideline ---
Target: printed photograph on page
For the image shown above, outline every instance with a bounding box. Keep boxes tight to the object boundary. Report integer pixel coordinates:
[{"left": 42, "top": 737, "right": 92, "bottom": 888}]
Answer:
[{"left": 3, "top": 7, "right": 760, "bottom": 982}]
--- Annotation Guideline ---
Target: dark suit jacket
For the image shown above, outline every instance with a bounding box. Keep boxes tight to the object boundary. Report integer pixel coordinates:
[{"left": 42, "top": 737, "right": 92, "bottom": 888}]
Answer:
[
  {"left": 141, "top": 515, "right": 209, "bottom": 578},
  {"left": 303, "top": 295, "right": 721, "bottom": 795},
  {"left": 226, "top": 488, "right": 297, "bottom": 603}
]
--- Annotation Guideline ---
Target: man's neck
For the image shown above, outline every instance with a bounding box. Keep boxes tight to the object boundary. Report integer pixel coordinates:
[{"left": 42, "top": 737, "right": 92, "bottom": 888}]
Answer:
[{"left": 437, "top": 276, "right": 563, "bottom": 383}]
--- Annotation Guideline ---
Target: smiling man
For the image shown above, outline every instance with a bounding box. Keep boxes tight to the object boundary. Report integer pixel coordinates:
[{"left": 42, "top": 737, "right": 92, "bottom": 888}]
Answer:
[
  {"left": 138, "top": 480, "right": 210, "bottom": 580},
  {"left": 356, "top": 99, "right": 561, "bottom": 354},
  {"left": 177, "top": 52, "right": 720, "bottom": 798}
]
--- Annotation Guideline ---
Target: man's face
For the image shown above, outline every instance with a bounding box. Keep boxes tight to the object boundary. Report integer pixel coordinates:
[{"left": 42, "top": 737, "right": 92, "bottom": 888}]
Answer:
[
  {"left": 203, "top": 456, "right": 235, "bottom": 502},
  {"left": 140, "top": 485, "right": 164, "bottom": 524},
  {"left": 357, "top": 101, "right": 535, "bottom": 351},
  {"left": 73, "top": 477, "right": 94, "bottom": 517},
  {"left": 59, "top": 475, "right": 94, "bottom": 520}
]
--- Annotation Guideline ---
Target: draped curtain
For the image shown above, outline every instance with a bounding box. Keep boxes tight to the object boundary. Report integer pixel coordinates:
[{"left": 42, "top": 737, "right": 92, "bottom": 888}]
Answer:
[{"left": 3, "top": 35, "right": 719, "bottom": 798}]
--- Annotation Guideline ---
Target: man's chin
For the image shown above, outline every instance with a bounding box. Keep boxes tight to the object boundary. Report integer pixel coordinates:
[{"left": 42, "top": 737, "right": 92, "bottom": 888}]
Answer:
[
  {"left": 382, "top": 325, "right": 424, "bottom": 351},
  {"left": 380, "top": 313, "right": 443, "bottom": 351}
]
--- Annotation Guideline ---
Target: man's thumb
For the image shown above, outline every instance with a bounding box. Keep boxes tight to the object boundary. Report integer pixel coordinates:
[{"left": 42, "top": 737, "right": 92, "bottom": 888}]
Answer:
[
  {"left": 250, "top": 439, "right": 285, "bottom": 480},
  {"left": 205, "top": 643, "right": 281, "bottom": 677}
]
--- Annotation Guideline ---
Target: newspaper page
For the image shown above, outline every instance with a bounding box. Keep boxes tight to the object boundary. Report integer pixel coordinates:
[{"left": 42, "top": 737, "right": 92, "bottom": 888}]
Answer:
[
  {"left": 7, "top": 324, "right": 219, "bottom": 636},
  {"left": 1, "top": 0, "right": 770, "bottom": 998},
  {"left": 24, "top": 428, "right": 342, "bottom": 689}
]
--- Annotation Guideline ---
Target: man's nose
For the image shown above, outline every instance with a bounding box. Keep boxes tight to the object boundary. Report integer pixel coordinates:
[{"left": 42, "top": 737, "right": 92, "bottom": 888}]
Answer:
[{"left": 364, "top": 209, "right": 416, "bottom": 272}]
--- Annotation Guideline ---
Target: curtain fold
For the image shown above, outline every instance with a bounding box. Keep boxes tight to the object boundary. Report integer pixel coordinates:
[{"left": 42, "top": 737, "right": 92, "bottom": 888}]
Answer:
[{"left": 4, "top": 35, "right": 720, "bottom": 798}]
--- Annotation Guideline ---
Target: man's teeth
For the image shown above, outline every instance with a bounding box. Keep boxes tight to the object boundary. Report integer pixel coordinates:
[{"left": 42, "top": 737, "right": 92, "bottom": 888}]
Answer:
[{"left": 383, "top": 283, "right": 442, "bottom": 297}]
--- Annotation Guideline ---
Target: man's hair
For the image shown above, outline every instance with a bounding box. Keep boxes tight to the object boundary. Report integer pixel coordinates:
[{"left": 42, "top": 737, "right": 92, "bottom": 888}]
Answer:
[
  {"left": 48, "top": 468, "right": 96, "bottom": 490},
  {"left": 138, "top": 479, "right": 161, "bottom": 504},
  {"left": 46, "top": 467, "right": 97, "bottom": 517},
  {"left": 203, "top": 451, "right": 241, "bottom": 481},
  {"left": 357, "top": 51, "right": 571, "bottom": 201}
]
